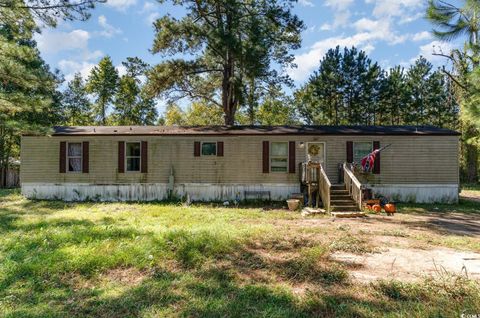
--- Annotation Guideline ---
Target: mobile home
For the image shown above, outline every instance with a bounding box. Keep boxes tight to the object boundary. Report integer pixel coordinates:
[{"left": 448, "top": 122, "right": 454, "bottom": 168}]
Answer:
[{"left": 20, "top": 125, "right": 460, "bottom": 205}]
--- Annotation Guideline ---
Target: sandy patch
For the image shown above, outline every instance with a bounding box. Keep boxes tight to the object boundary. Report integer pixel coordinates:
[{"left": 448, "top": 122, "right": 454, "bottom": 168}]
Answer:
[{"left": 332, "top": 247, "right": 480, "bottom": 282}]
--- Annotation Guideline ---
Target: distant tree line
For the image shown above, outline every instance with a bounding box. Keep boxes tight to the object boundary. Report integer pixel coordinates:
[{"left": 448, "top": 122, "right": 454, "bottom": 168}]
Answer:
[
  {"left": 62, "top": 56, "right": 157, "bottom": 126},
  {"left": 295, "top": 46, "right": 458, "bottom": 128}
]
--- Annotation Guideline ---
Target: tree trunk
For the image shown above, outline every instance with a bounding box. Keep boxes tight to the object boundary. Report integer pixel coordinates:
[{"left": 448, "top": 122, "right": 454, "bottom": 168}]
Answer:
[
  {"left": 465, "top": 143, "right": 479, "bottom": 183},
  {"left": 222, "top": 54, "right": 237, "bottom": 126}
]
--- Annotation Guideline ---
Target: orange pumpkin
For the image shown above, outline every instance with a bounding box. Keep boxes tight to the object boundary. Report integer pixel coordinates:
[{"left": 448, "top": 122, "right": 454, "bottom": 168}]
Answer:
[
  {"left": 384, "top": 203, "right": 396, "bottom": 213},
  {"left": 372, "top": 204, "right": 382, "bottom": 213}
]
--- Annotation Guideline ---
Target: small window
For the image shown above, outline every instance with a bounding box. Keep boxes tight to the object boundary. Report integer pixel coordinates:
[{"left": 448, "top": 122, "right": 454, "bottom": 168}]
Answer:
[
  {"left": 201, "top": 142, "right": 217, "bottom": 156},
  {"left": 67, "top": 142, "right": 82, "bottom": 172},
  {"left": 126, "top": 142, "right": 141, "bottom": 172},
  {"left": 353, "top": 142, "right": 373, "bottom": 163},
  {"left": 270, "top": 142, "right": 288, "bottom": 172}
]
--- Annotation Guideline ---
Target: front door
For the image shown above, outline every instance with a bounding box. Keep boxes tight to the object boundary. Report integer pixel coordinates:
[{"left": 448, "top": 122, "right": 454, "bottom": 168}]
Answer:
[{"left": 306, "top": 142, "right": 325, "bottom": 164}]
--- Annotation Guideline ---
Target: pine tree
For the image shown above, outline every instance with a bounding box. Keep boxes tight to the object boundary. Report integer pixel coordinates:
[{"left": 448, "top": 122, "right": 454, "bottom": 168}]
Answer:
[
  {"left": 295, "top": 46, "right": 382, "bottom": 125},
  {"left": 147, "top": 0, "right": 304, "bottom": 125},
  {"left": 164, "top": 104, "right": 186, "bottom": 126},
  {"left": 112, "top": 57, "right": 157, "bottom": 125},
  {"left": 62, "top": 73, "right": 93, "bottom": 125},
  {"left": 405, "top": 57, "right": 432, "bottom": 125},
  {"left": 255, "top": 86, "right": 298, "bottom": 125},
  {"left": 86, "top": 56, "right": 119, "bottom": 125},
  {"left": 378, "top": 66, "right": 408, "bottom": 125},
  {"left": 0, "top": 10, "right": 60, "bottom": 187}
]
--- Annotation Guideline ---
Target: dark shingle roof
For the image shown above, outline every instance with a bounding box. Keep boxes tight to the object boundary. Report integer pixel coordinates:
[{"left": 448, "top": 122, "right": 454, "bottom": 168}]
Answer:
[{"left": 49, "top": 125, "right": 460, "bottom": 136}]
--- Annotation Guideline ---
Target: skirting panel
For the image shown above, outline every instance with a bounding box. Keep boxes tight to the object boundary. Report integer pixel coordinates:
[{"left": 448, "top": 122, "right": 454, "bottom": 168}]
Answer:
[
  {"left": 369, "top": 184, "right": 459, "bottom": 203},
  {"left": 21, "top": 183, "right": 300, "bottom": 202}
]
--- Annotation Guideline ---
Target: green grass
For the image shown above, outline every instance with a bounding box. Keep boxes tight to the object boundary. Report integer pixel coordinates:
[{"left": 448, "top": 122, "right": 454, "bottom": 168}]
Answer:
[
  {"left": 462, "top": 183, "right": 480, "bottom": 191},
  {"left": 0, "top": 189, "right": 479, "bottom": 317},
  {"left": 397, "top": 198, "right": 480, "bottom": 214}
]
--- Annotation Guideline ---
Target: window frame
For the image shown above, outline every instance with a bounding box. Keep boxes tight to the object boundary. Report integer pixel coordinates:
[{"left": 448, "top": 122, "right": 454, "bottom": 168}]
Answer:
[
  {"left": 270, "top": 141, "right": 289, "bottom": 173},
  {"left": 353, "top": 141, "right": 373, "bottom": 163},
  {"left": 66, "top": 142, "right": 83, "bottom": 173},
  {"left": 200, "top": 141, "right": 217, "bottom": 156},
  {"left": 125, "top": 141, "right": 142, "bottom": 172}
]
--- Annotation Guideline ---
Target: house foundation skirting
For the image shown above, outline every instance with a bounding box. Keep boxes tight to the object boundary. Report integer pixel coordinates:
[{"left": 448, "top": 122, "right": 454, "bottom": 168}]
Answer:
[
  {"left": 21, "top": 183, "right": 300, "bottom": 202},
  {"left": 369, "top": 184, "right": 459, "bottom": 203}
]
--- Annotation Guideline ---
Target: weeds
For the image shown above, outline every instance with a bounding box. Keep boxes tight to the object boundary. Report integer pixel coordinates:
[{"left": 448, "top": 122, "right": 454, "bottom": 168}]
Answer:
[{"left": 0, "top": 189, "right": 479, "bottom": 317}]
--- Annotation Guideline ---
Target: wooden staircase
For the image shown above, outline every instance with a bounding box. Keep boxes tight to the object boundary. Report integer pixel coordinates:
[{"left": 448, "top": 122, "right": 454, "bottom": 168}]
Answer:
[{"left": 330, "top": 184, "right": 365, "bottom": 217}]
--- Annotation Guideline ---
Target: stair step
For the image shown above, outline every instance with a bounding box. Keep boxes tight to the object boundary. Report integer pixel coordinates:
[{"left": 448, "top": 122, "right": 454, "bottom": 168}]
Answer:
[
  {"left": 330, "top": 195, "right": 352, "bottom": 200},
  {"left": 331, "top": 211, "right": 366, "bottom": 218},
  {"left": 330, "top": 199, "right": 356, "bottom": 206},
  {"left": 331, "top": 190, "right": 349, "bottom": 195},
  {"left": 331, "top": 184, "right": 346, "bottom": 191},
  {"left": 331, "top": 205, "right": 360, "bottom": 212}
]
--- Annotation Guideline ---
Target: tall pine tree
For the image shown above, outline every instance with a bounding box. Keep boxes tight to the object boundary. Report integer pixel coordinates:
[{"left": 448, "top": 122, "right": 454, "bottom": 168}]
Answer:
[{"left": 86, "top": 56, "right": 119, "bottom": 125}]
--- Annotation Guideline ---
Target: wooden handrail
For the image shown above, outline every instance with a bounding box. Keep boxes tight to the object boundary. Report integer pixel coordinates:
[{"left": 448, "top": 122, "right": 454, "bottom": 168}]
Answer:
[
  {"left": 343, "top": 163, "right": 363, "bottom": 210},
  {"left": 318, "top": 164, "right": 331, "bottom": 211}
]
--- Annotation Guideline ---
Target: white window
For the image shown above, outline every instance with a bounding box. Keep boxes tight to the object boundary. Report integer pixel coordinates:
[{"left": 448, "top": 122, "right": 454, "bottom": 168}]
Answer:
[
  {"left": 67, "top": 142, "right": 82, "bottom": 172},
  {"left": 126, "top": 142, "right": 141, "bottom": 172},
  {"left": 201, "top": 142, "right": 217, "bottom": 156},
  {"left": 353, "top": 142, "right": 373, "bottom": 163},
  {"left": 270, "top": 142, "right": 288, "bottom": 172}
]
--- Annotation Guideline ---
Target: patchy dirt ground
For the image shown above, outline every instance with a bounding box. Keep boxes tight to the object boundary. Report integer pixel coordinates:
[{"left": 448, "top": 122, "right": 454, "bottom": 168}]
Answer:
[
  {"left": 332, "top": 247, "right": 480, "bottom": 282},
  {"left": 271, "top": 210, "right": 480, "bottom": 283},
  {"left": 461, "top": 189, "right": 480, "bottom": 203}
]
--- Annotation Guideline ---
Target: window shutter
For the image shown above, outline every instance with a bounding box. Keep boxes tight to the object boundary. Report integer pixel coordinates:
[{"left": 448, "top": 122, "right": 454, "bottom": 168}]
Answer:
[
  {"left": 288, "top": 141, "right": 296, "bottom": 173},
  {"left": 373, "top": 141, "right": 380, "bottom": 174},
  {"left": 194, "top": 141, "right": 200, "bottom": 157},
  {"left": 217, "top": 141, "right": 224, "bottom": 157},
  {"left": 346, "top": 141, "right": 353, "bottom": 163},
  {"left": 118, "top": 141, "right": 125, "bottom": 173},
  {"left": 59, "top": 141, "right": 66, "bottom": 173},
  {"left": 82, "top": 141, "right": 89, "bottom": 173},
  {"left": 262, "top": 141, "right": 269, "bottom": 173},
  {"left": 141, "top": 141, "right": 148, "bottom": 173}
]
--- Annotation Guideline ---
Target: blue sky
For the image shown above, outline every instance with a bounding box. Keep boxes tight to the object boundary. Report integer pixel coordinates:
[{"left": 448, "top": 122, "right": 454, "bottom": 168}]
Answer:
[{"left": 34, "top": 0, "right": 455, "bottom": 113}]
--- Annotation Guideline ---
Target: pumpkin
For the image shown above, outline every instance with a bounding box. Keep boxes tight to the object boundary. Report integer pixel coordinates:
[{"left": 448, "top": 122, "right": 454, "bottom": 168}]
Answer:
[
  {"left": 384, "top": 203, "right": 396, "bottom": 213},
  {"left": 372, "top": 204, "right": 382, "bottom": 213}
]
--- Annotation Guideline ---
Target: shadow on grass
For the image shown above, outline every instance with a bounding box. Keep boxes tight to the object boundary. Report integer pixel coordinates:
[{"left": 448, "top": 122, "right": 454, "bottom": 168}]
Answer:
[
  {"left": 360, "top": 199, "right": 480, "bottom": 237},
  {"left": 1, "top": 196, "right": 480, "bottom": 317}
]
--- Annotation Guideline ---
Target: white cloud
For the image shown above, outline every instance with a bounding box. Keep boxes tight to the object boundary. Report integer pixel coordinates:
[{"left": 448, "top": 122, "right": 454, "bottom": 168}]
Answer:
[
  {"left": 58, "top": 60, "right": 96, "bottom": 82},
  {"left": 105, "top": 0, "right": 137, "bottom": 10},
  {"left": 366, "top": 0, "right": 422, "bottom": 18},
  {"left": 289, "top": 33, "right": 378, "bottom": 81},
  {"left": 36, "top": 29, "right": 90, "bottom": 54},
  {"left": 412, "top": 31, "right": 432, "bottom": 42},
  {"left": 116, "top": 64, "right": 127, "bottom": 77},
  {"left": 321, "top": 0, "right": 353, "bottom": 30},
  {"left": 141, "top": 1, "right": 155, "bottom": 12},
  {"left": 146, "top": 12, "right": 160, "bottom": 25},
  {"left": 325, "top": 0, "right": 353, "bottom": 11},
  {"left": 97, "top": 15, "right": 122, "bottom": 38},
  {"left": 320, "top": 23, "right": 332, "bottom": 31},
  {"left": 298, "top": 0, "right": 314, "bottom": 7},
  {"left": 415, "top": 40, "right": 453, "bottom": 63},
  {"left": 353, "top": 18, "right": 407, "bottom": 45}
]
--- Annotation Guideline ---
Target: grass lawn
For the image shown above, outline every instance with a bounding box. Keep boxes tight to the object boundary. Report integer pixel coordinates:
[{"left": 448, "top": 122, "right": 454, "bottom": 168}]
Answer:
[{"left": 1, "top": 189, "right": 480, "bottom": 317}]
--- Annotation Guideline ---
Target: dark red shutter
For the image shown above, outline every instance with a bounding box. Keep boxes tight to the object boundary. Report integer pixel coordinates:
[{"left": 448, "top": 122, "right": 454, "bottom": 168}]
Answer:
[
  {"left": 346, "top": 141, "right": 353, "bottom": 163},
  {"left": 194, "top": 141, "right": 200, "bottom": 157},
  {"left": 59, "top": 141, "right": 66, "bottom": 173},
  {"left": 141, "top": 141, "right": 148, "bottom": 173},
  {"left": 288, "top": 141, "right": 295, "bottom": 173},
  {"left": 262, "top": 141, "right": 269, "bottom": 173},
  {"left": 373, "top": 141, "right": 380, "bottom": 174},
  {"left": 118, "top": 141, "right": 125, "bottom": 173},
  {"left": 217, "top": 141, "right": 224, "bottom": 156},
  {"left": 82, "top": 141, "right": 89, "bottom": 173}
]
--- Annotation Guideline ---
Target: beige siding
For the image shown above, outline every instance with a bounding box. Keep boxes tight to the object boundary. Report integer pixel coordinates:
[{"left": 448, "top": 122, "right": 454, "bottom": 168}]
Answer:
[{"left": 20, "top": 134, "right": 459, "bottom": 185}]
